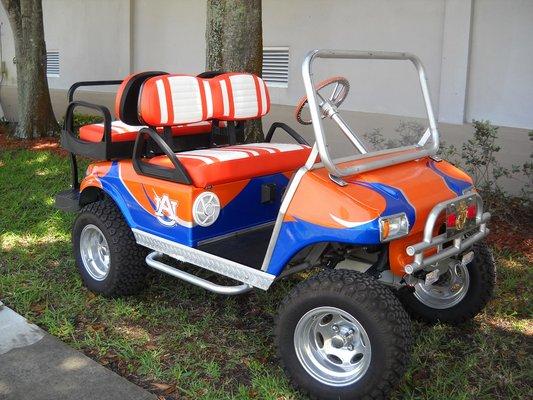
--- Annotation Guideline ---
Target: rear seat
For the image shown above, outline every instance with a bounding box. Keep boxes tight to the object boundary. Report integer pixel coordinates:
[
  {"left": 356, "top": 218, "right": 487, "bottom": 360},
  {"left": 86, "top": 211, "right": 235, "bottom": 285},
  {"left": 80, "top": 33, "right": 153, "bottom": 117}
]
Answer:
[
  {"left": 78, "top": 71, "right": 212, "bottom": 144},
  {"left": 138, "top": 73, "right": 311, "bottom": 187},
  {"left": 79, "top": 121, "right": 212, "bottom": 143}
]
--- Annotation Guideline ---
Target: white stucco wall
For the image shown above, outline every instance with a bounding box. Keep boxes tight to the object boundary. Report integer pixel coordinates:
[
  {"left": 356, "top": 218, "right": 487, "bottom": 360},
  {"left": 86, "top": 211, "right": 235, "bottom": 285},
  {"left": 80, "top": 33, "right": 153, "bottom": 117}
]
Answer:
[
  {"left": 131, "top": 0, "right": 206, "bottom": 74},
  {"left": 43, "top": 0, "right": 131, "bottom": 87},
  {"left": 0, "top": 0, "right": 131, "bottom": 94},
  {"left": 437, "top": 0, "right": 473, "bottom": 125},
  {"left": 263, "top": 0, "right": 446, "bottom": 120},
  {"left": 0, "top": 5, "right": 17, "bottom": 86},
  {"left": 466, "top": 0, "right": 533, "bottom": 129}
]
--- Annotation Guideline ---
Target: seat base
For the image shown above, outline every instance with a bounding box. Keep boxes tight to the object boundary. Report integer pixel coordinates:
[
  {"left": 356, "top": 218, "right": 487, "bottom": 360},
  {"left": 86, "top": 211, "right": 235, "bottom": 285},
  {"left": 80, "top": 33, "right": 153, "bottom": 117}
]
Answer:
[
  {"left": 148, "top": 142, "right": 312, "bottom": 187},
  {"left": 78, "top": 121, "right": 213, "bottom": 143},
  {"left": 63, "top": 121, "right": 217, "bottom": 161}
]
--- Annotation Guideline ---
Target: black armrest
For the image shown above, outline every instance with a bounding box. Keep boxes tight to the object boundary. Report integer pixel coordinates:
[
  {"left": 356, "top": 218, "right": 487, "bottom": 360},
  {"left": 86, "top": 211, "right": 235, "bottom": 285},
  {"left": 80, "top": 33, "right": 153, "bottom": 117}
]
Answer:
[
  {"left": 64, "top": 100, "right": 113, "bottom": 142},
  {"left": 67, "top": 80, "right": 123, "bottom": 102},
  {"left": 61, "top": 101, "right": 113, "bottom": 189},
  {"left": 132, "top": 127, "right": 192, "bottom": 185},
  {"left": 265, "top": 122, "right": 309, "bottom": 145}
]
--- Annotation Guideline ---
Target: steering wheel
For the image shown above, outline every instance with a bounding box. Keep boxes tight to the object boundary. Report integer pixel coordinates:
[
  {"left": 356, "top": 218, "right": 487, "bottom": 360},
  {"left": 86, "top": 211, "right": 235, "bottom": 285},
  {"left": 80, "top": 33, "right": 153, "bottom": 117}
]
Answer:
[{"left": 295, "top": 76, "right": 350, "bottom": 125}]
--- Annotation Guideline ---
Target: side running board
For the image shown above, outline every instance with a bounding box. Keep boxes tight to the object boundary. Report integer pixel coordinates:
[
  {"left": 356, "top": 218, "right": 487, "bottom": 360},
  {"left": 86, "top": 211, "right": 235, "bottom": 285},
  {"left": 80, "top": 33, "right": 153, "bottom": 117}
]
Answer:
[
  {"left": 133, "top": 229, "right": 275, "bottom": 291},
  {"left": 146, "top": 252, "right": 252, "bottom": 295}
]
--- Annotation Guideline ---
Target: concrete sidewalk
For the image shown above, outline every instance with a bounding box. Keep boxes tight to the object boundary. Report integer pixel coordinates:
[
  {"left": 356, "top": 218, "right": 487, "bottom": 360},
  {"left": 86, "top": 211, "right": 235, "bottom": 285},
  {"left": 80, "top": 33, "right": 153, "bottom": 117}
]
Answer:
[{"left": 0, "top": 302, "right": 155, "bottom": 400}]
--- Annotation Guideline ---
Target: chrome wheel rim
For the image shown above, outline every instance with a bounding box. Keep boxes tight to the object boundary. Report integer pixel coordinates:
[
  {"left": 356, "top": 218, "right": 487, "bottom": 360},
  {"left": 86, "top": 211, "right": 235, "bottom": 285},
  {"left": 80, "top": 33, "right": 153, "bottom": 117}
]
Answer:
[
  {"left": 80, "top": 224, "right": 110, "bottom": 281},
  {"left": 414, "top": 262, "right": 470, "bottom": 309},
  {"left": 294, "top": 306, "right": 371, "bottom": 387}
]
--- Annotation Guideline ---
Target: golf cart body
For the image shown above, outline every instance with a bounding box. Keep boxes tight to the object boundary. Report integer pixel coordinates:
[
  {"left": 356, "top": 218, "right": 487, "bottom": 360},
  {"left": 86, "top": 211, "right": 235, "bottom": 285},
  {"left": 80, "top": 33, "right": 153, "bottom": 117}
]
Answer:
[{"left": 55, "top": 50, "right": 494, "bottom": 399}]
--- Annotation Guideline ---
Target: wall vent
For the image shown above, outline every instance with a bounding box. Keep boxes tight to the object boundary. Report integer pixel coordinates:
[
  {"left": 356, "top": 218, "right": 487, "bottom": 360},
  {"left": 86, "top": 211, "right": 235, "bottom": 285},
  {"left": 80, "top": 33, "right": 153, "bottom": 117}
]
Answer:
[
  {"left": 262, "top": 47, "right": 289, "bottom": 87},
  {"left": 46, "top": 51, "right": 60, "bottom": 77}
]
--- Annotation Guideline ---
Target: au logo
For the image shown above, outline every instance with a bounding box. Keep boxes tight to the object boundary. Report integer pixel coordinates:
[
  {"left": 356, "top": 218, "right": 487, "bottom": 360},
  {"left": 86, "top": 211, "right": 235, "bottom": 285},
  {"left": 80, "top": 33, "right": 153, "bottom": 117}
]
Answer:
[
  {"left": 154, "top": 193, "right": 179, "bottom": 227},
  {"left": 455, "top": 201, "right": 468, "bottom": 230}
]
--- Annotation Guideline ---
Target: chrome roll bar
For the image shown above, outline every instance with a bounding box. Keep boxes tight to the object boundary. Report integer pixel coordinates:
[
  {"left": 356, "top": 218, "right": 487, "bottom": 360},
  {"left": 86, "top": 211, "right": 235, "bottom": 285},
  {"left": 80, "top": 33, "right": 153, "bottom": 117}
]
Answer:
[{"left": 302, "top": 49, "right": 440, "bottom": 177}]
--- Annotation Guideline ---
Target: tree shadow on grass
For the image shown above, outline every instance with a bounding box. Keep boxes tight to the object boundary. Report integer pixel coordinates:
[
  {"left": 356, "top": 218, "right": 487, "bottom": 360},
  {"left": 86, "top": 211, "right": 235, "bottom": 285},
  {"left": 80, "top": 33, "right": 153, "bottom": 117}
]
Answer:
[{"left": 0, "top": 149, "right": 78, "bottom": 238}]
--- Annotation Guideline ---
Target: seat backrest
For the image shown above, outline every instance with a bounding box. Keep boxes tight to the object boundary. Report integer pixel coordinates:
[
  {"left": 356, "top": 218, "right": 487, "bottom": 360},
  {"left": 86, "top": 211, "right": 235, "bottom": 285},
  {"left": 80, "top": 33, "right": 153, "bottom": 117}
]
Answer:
[
  {"left": 137, "top": 72, "right": 270, "bottom": 127},
  {"left": 115, "top": 71, "right": 167, "bottom": 125},
  {"left": 209, "top": 72, "right": 270, "bottom": 120},
  {"left": 138, "top": 74, "right": 211, "bottom": 126}
]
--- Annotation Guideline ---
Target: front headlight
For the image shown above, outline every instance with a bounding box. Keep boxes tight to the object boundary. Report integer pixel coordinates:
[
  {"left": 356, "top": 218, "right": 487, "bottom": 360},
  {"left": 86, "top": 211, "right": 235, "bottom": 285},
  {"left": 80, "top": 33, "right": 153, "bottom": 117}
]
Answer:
[
  {"left": 379, "top": 213, "right": 409, "bottom": 242},
  {"left": 462, "top": 186, "right": 475, "bottom": 195}
]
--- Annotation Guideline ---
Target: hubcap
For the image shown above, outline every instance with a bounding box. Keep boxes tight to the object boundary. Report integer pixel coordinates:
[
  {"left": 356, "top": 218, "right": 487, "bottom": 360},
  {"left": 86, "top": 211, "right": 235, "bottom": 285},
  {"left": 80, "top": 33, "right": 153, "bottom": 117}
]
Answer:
[
  {"left": 80, "top": 224, "right": 110, "bottom": 281},
  {"left": 294, "top": 306, "right": 371, "bottom": 387},
  {"left": 414, "top": 262, "right": 470, "bottom": 309}
]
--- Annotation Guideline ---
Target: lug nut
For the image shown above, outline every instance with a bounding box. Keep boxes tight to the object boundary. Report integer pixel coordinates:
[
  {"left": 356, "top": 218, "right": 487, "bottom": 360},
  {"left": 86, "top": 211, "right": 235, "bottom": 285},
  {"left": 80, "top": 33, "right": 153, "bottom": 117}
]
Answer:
[
  {"left": 347, "top": 344, "right": 354, "bottom": 351},
  {"left": 332, "top": 325, "right": 339, "bottom": 332}
]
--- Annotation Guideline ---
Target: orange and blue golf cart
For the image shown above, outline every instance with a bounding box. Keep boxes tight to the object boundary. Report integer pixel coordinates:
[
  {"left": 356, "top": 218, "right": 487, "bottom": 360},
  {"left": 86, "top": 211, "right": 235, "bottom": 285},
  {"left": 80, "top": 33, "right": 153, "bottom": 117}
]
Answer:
[{"left": 56, "top": 50, "right": 495, "bottom": 399}]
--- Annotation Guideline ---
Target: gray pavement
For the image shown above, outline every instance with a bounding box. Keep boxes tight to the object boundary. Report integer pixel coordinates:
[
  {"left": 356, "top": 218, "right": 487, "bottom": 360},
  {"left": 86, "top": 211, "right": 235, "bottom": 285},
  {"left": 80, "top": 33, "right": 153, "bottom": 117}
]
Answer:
[{"left": 0, "top": 302, "right": 155, "bottom": 400}]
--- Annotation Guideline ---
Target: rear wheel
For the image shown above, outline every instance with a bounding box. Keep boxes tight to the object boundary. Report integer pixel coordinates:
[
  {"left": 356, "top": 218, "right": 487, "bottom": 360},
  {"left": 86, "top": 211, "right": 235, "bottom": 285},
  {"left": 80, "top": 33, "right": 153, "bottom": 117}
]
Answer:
[
  {"left": 73, "top": 197, "right": 149, "bottom": 297},
  {"left": 398, "top": 242, "right": 496, "bottom": 324},
  {"left": 275, "top": 269, "right": 412, "bottom": 400}
]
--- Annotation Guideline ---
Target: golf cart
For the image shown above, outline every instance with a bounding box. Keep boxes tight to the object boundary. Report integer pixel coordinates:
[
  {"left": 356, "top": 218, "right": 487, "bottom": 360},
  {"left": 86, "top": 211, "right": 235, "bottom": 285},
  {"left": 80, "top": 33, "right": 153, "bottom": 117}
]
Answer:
[{"left": 55, "top": 50, "right": 495, "bottom": 400}]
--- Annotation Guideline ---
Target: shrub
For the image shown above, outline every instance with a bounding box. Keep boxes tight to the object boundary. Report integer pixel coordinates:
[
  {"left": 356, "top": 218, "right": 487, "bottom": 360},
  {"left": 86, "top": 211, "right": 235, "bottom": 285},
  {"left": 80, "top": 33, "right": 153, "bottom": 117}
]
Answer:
[
  {"left": 363, "top": 121, "right": 425, "bottom": 150},
  {"left": 364, "top": 119, "right": 531, "bottom": 217},
  {"left": 439, "top": 120, "right": 531, "bottom": 217},
  {"left": 0, "top": 117, "right": 13, "bottom": 135}
]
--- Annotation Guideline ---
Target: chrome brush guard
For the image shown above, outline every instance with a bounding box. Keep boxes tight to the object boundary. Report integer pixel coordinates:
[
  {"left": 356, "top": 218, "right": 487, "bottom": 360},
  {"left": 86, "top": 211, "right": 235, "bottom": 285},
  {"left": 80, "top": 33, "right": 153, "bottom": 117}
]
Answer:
[{"left": 403, "top": 193, "right": 491, "bottom": 274}]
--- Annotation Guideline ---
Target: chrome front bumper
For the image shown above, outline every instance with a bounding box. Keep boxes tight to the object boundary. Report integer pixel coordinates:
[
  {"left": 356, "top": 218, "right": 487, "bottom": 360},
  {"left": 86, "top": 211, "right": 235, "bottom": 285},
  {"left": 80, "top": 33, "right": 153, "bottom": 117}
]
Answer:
[{"left": 403, "top": 193, "right": 490, "bottom": 274}]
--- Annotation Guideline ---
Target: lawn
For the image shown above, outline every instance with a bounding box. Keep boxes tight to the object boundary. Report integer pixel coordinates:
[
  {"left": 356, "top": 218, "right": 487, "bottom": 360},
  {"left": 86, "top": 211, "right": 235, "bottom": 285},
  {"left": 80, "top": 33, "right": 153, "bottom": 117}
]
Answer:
[{"left": 0, "top": 147, "right": 531, "bottom": 400}]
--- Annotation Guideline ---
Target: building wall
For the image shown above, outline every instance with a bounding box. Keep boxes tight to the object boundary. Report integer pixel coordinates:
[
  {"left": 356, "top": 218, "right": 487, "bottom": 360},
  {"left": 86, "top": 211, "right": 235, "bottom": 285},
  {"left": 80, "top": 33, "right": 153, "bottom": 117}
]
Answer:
[
  {"left": 42, "top": 0, "right": 131, "bottom": 86},
  {"left": 466, "top": 0, "right": 533, "bottom": 129},
  {"left": 263, "top": 0, "right": 446, "bottom": 119},
  {"left": 0, "top": 1, "right": 131, "bottom": 88},
  {"left": 131, "top": 0, "right": 206, "bottom": 74},
  {"left": 1, "top": 0, "right": 532, "bottom": 129}
]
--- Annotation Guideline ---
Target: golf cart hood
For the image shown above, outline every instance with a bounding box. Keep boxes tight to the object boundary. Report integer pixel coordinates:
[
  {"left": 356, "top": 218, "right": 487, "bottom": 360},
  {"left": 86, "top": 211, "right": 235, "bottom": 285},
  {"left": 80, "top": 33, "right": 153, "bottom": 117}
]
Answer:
[
  {"left": 286, "top": 157, "right": 474, "bottom": 243},
  {"left": 344, "top": 157, "right": 474, "bottom": 235}
]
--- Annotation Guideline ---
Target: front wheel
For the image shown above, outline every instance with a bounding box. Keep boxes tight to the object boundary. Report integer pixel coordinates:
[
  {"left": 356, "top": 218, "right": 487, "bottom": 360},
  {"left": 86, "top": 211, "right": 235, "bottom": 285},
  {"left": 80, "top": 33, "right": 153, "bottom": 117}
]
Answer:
[
  {"left": 275, "top": 270, "right": 412, "bottom": 400},
  {"left": 398, "top": 242, "right": 496, "bottom": 324}
]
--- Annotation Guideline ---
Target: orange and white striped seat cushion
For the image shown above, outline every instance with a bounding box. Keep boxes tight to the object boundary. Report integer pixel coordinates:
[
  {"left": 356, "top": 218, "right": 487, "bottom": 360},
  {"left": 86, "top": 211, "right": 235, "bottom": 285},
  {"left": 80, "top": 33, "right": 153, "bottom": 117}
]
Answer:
[
  {"left": 138, "top": 73, "right": 270, "bottom": 127},
  {"left": 148, "top": 143, "right": 311, "bottom": 187},
  {"left": 79, "top": 120, "right": 213, "bottom": 143}
]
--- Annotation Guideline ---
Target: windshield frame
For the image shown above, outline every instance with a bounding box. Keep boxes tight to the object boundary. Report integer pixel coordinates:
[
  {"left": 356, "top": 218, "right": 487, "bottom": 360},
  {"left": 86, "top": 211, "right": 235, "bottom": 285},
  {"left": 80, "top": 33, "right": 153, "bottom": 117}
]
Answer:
[{"left": 302, "top": 49, "right": 440, "bottom": 176}]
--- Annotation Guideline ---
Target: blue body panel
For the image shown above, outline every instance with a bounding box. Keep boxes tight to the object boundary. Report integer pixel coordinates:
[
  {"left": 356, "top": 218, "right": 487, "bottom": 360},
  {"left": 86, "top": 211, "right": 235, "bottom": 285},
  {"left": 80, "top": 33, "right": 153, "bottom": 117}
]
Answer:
[
  {"left": 97, "top": 162, "right": 288, "bottom": 247},
  {"left": 264, "top": 180, "right": 417, "bottom": 275}
]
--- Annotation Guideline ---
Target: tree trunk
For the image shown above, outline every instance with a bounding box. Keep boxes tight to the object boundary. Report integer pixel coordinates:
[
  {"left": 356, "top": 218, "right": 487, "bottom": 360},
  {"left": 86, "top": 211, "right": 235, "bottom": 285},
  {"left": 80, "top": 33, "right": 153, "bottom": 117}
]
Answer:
[
  {"left": 206, "top": 0, "right": 264, "bottom": 143},
  {"left": 1, "top": 0, "right": 59, "bottom": 139}
]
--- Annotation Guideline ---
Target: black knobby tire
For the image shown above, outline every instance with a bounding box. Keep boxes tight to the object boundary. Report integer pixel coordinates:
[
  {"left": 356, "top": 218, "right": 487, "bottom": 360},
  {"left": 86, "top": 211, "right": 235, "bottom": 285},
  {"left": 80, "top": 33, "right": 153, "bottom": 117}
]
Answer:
[
  {"left": 398, "top": 242, "right": 496, "bottom": 324},
  {"left": 275, "top": 269, "right": 412, "bottom": 400},
  {"left": 72, "top": 197, "right": 149, "bottom": 297}
]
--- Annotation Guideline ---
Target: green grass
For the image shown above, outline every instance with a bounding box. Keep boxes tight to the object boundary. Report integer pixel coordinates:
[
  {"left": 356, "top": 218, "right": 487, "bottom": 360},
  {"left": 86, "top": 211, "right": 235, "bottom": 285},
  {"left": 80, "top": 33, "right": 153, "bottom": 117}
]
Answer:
[{"left": 0, "top": 148, "right": 531, "bottom": 399}]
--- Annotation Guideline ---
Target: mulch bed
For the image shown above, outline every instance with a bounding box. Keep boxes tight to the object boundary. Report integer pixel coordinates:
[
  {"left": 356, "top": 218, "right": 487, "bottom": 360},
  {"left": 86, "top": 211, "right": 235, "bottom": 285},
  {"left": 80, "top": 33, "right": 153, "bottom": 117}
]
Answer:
[
  {"left": 1, "top": 131, "right": 531, "bottom": 259},
  {"left": 486, "top": 218, "right": 532, "bottom": 260},
  {"left": 0, "top": 131, "right": 66, "bottom": 156}
]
